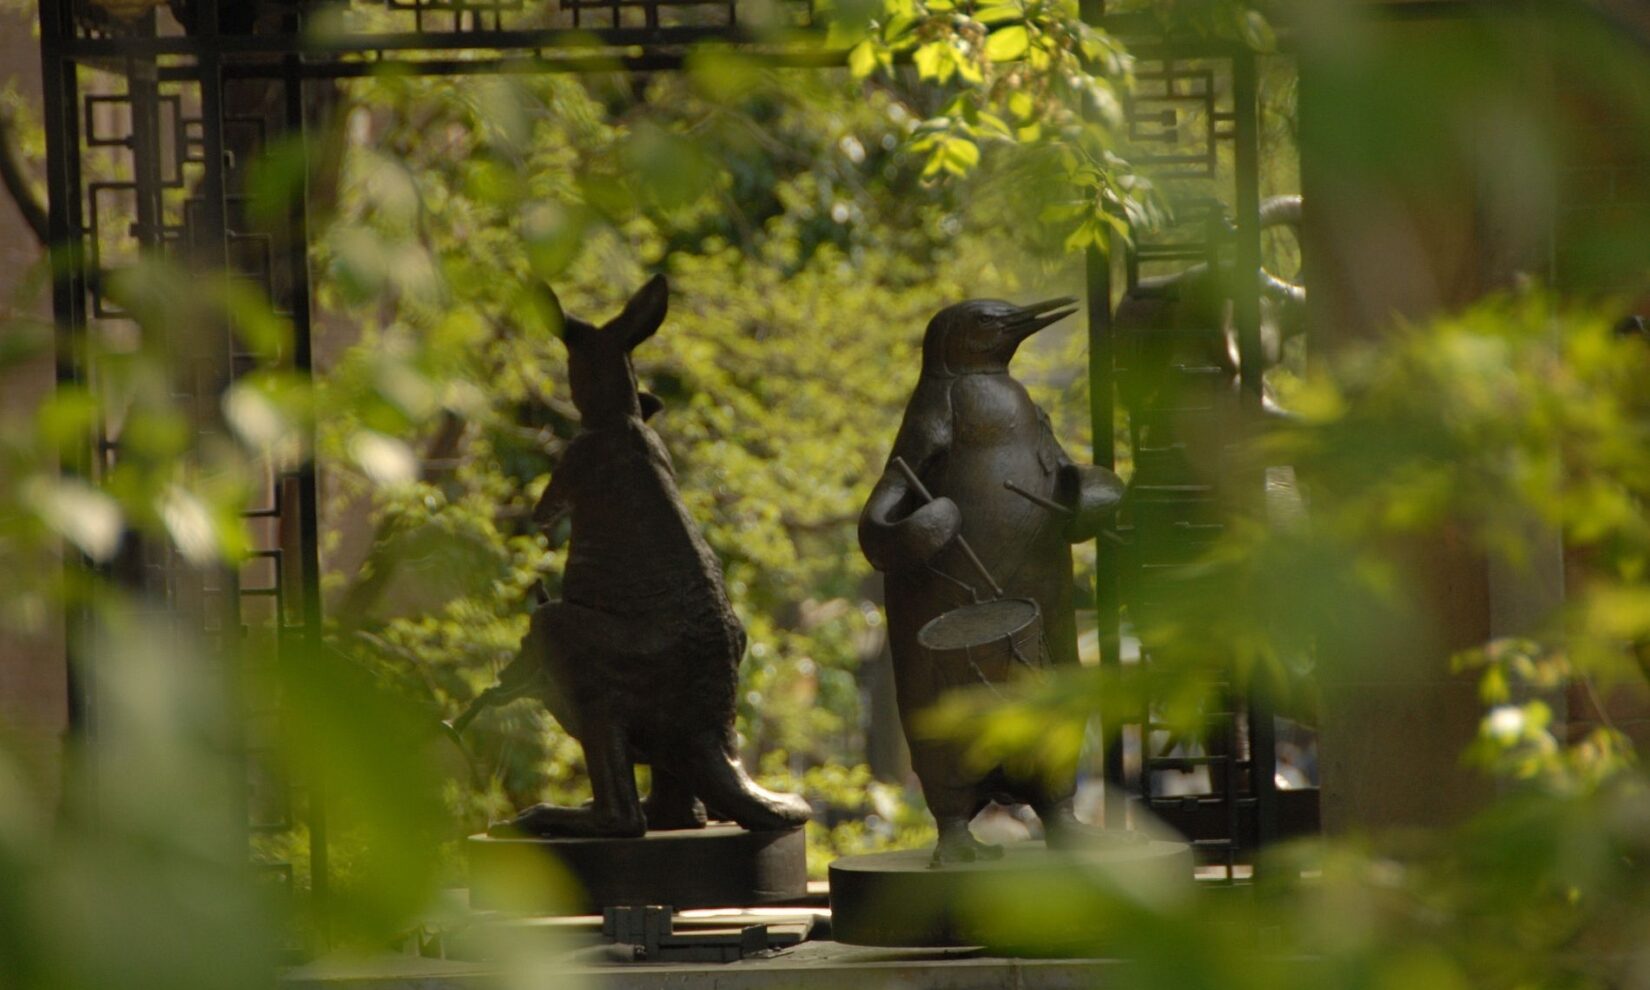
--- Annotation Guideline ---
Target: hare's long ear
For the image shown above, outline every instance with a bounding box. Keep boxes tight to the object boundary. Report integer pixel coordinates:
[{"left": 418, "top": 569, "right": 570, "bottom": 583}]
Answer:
[
  {"left": 608, "top": 273, "right": 669, "bottom": 351},
  {"left": 533, "top": 281, "right": 580, "bottom": 342}
]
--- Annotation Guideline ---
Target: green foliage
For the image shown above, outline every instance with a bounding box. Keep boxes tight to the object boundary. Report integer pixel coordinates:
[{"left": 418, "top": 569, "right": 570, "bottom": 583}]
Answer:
[
  {"left": 989, "top": 767, "right": 1650, "bottom": 989},
  {"left": 831, "top": 0, "right": 1180, "bottom": 252},
  {"left": 0, "top": 613, "right": 277, "bottom": 990},
  {"left": 924, "top": 290, "right": 1650, "bottom": 987},
  {"left": 758, "top": 755, "right": 936, "bottom": 878},
  {"left": 936, "top": 295, "right": 1650, "bottom": 784}
]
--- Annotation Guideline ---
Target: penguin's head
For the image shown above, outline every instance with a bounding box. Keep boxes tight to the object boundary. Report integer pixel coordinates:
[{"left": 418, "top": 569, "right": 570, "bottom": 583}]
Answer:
[{"left": 922, "top": 297, "right": 1078, "bottom": 374}]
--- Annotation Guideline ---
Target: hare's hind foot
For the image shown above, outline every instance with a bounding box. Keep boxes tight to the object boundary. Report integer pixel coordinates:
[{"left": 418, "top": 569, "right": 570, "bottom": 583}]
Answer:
[
  {"left": 490, "top": 802, "right": 645, "bottom": 839},
  {"left": 491, "top": 713, "right": 645, "bottom": 839},
  {"left": 642, "top": 766, "right": 708, "bottom": 831},
  {"left": 683, "top": 740, "right": 811, "bottom": 832}
]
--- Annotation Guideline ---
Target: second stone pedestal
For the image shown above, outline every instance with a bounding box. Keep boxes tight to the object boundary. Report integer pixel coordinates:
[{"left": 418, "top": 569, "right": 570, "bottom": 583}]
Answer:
[{"left": 829, "top": 837, "right": 1192, "bottom": 950}]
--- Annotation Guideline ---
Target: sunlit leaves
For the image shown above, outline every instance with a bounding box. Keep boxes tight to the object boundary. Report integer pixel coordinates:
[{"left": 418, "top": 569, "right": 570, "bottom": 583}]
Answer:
[
  {"left": 222, "top": 372, "right": 313, "bottom": 466},
  {"left": 831, "top": 0, "right": 1150, "bottom": 251},
  {"left": 1251, "top": 296, "right": 1650, "bottom": 793},
  {"left": 847, "top": 38, "right": 886, "bottom": 79},
  {"left": 463, "top": 77, "right": 535, "bottom": 160},
  {"left": 1455, "top": 637, "right": 1636, "bottom": 791},
  {"left": 464, "top": 155, "right": 529, "bottom": 209},
  {"left": 348, "top": 429, "right": 420, "bottom": 487},
  {"left": 984, "top": 24, "right": 1029, "bottom": 62},
  {"left": 156, "top": 484, "right": 222, "bottom": 566},
  {"left": 22, "top": 476, "right": 122, "bottom": 563},
  {"left": 911, "top": 126, "right": 982, "bottom": 178}
]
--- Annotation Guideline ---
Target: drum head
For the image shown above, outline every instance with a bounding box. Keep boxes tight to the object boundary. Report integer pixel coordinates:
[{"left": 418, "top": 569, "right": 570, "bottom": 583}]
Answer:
[{"left": 918, "top": 598, "right": 1040, "bottom": 651}]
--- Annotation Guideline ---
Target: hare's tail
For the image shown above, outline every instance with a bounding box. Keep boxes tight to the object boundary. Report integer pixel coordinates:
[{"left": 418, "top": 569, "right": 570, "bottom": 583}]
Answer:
[{"left": 685, "top": 741, "right": 811, "bottom": 831}]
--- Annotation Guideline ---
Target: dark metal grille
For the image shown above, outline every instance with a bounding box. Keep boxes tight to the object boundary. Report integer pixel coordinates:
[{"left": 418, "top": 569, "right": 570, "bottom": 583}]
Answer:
[
  {"left": 1128, "top": 60, "right": 1235, "bottom": 180},
  {"left": 39, "top": 0, "right": 329, "bottom": 913},
  {"left": 1102, "top": 48, "right": 1312, "bottom": 876}
]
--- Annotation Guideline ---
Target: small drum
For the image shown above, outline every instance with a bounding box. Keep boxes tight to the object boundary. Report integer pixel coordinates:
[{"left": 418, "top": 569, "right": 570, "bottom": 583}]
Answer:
[{"left": 916, "top": 598, "right": 1049, "bottom": 691}]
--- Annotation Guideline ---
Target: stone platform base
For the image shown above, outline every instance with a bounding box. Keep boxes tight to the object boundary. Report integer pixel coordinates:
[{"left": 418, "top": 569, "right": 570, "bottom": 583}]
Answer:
[
  {"left": 468, "top": 824, "right": 807, "bottom": 914},
  {"left": 829, "top": 838, "right": 1192, "bottom": 949}
]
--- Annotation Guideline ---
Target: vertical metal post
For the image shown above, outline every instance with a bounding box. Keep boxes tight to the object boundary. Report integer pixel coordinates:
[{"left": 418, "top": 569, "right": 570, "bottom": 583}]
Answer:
[
  {"left": 190, "top": 0, "right": 253, "bottom": 859},
  {"left": 1232, "top": 49, "right": 1264, "bottom": 408},
  {"left": 39, "top": 0, "right": 93, "bottom": 739},
  {"left": 283, "top": 48, "right": 329, "bottom": 930},
  {"left": 1085, "top": 243, "right": 1126, "bottom": 830},
  {"left": 1231, "top": 46, "right": 1278, "bottom": 850},
  {"left": 1079, "top": 0, "right": 1124, "bottom": 832},
  {"left": 129, "top": 48, "right": 164, "bottom": 255}
]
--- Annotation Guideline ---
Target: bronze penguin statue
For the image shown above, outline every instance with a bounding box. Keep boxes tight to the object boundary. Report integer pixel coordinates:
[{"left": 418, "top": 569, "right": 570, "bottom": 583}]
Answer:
[{"left": 859, "top": 297, "right": 1124, "bottom": 865}]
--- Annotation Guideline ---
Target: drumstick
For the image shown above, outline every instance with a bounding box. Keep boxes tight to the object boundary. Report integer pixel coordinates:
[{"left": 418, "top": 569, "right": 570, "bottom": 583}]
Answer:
[
  {"left": 1002, "top": 478, "right": 1074, "bottom": 516},
  {"left": 891, "top": 456, "right": 1004, "bottom": 600}
]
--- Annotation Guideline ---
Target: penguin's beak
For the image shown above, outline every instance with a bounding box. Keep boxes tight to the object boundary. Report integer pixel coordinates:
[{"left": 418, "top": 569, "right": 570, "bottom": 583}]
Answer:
[{"left": 1003, "top": 296, "right": 1078, "bottom": 342}]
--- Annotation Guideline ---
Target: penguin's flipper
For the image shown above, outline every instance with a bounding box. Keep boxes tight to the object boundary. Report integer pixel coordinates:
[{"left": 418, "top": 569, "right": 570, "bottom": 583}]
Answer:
[
  {"left": 1057, "top": 463, "right": 1127, "bottom": 543},
  {"left": 1036, "top": 409, "right": 1125, "bottom": 543},
  {"left": 860, "top": 478, "right": 961, "bottom": 573},
  {"left": 858, "top": 395, "right": 959, "bottom": 572},
  {"left": 1034, "top": 406, "right": 1075, "bottom": 476}
]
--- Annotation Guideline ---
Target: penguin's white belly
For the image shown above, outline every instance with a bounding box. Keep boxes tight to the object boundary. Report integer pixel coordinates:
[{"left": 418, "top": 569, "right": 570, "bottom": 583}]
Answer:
[
  {"left": 949, "top": 377, "right": 1031, "bottom": 444},
  {"left": 935, "top": 383, "right": 1059, "bottom": 576}
]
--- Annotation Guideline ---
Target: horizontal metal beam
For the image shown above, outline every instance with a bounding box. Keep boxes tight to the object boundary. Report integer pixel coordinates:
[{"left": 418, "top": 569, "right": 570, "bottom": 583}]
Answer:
[
  {"left": 59, "top": 14, "right": 1257, "bottom": 72},
  {"left": 64, "top": 25, "right": 810, "bottom": 59},
  {"left": 157, "top": 47, "right": 850, "bottom": 80}
]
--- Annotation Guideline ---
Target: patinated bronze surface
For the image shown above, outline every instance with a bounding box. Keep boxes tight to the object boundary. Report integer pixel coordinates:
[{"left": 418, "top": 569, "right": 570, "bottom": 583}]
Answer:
[
  {"left": 859, "top": 298, "right": 1125, "bottom": 865},
  {"left": 460, "top": 275, "right": 810, "bottom": 838}
]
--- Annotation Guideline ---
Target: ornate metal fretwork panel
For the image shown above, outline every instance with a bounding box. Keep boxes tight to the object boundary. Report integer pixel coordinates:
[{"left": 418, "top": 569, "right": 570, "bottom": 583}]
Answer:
[
  {"left": 40, "top": 0, "right": 328, "bottom": 909},
  {"left": 1105, "top": 47, "right": 1300, "bottom": 875},
  {"left": 1129, "top": 59, "right": 1237, "bottom": 181}
]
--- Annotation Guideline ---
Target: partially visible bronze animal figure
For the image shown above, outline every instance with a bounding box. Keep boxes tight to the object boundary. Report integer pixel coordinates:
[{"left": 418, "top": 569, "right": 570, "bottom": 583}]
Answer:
[
  {"left": 460, "top": 275, "right": 810, "bottom": 838},
  {"left": 860, "top": 298, "right": 1125, "bottom": 865},
  {"left": 1116, "top": 195, "right": 1306, "bottom": 419}
]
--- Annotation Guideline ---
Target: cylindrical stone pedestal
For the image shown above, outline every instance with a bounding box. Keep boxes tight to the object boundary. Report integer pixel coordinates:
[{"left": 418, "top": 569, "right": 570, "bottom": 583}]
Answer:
[
  {"left": 829, "top": 838, "right": 1192, "bottom": 950},
  {"left": 469, "top": 824, "right": 807, "bottom": 914}
]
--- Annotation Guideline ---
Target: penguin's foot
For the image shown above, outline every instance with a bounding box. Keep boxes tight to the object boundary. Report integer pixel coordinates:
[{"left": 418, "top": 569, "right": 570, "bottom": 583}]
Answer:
[
  {"left": 1042, "top": 806, "right": 1146, "bottom": 851},
  {"left": 930, "top": 823, "right": 1004, "bottom": 867}
]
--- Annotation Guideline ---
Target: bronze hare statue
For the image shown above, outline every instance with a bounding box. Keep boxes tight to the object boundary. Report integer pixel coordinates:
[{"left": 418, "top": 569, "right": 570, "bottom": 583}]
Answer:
[{"left": 457, "top": 275, "right": 810, "bottom": 838}]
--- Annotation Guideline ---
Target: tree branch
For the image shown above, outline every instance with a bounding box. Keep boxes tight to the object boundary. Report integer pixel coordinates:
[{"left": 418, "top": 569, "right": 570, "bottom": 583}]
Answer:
[{"left": 0, "top": 105, "right": 46, "bottom": 246}]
